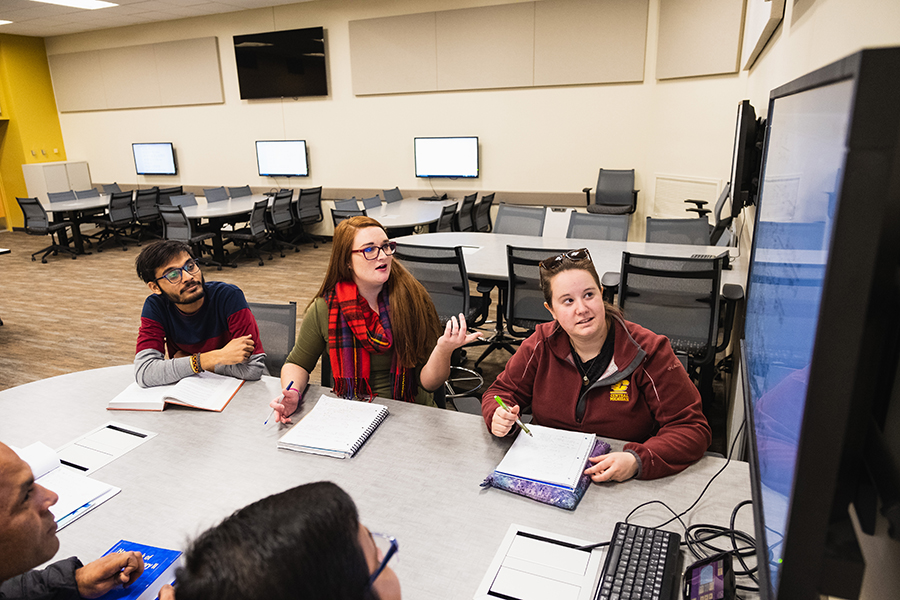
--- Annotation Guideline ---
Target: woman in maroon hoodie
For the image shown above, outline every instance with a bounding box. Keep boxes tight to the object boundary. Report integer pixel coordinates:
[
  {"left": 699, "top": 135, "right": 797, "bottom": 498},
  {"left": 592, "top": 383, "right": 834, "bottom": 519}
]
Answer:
[{"left": 482, "top": 248, "right": 711, "bottom": 482}]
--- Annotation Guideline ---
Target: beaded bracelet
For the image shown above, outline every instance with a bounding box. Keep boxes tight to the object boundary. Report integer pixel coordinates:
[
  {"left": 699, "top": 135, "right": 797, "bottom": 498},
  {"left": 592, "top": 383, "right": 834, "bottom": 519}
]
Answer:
[{"left": 190, "top": 353, "right": 202, "bottom": 374}]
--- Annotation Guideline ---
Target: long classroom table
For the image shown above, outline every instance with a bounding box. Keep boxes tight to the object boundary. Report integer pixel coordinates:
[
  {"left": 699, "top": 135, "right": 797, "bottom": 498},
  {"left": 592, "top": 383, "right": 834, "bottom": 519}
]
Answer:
[{"left": 0, "top": 366, "right": 755, "bottom": 600}]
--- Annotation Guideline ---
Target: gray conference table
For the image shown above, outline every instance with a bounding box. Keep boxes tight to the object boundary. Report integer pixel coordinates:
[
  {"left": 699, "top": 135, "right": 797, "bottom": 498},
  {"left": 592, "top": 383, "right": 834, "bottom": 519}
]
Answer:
[
  {"left": 44, "top": 194, "right": 111, "bottom": 255},
  {"left": 0, "top": 366, "right": 754, "bottom": 600}
]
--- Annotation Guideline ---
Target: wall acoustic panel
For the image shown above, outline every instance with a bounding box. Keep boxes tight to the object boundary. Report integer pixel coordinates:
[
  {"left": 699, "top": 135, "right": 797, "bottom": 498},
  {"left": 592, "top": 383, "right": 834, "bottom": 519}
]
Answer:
[
  {"left": 436, "top": 3, "right": 534, "bottom": 91},
  {"left": 534, "top": 0, "right": 648, "bottom": 86},
  {"left": 349, "top": 13, "right": 438, "bottom": 95},
  {"left": 656, "top": 0, "right": 745, "bottom": 80},
  {"left": 49, "top": 37, "right": 222, "bottom": 112}
]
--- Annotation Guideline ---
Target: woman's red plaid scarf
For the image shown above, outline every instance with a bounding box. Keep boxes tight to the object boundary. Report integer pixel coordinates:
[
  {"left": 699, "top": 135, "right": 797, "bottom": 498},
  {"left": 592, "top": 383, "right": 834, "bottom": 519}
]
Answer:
[{"left": 327, "top": 281, "right": 415, "bottom": 402}]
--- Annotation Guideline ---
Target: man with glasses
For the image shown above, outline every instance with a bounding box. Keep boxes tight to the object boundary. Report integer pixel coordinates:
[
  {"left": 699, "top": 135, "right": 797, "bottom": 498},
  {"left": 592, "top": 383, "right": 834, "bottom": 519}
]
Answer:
[{"left": 133, "top": 240, "right": 265, "bottom": 387}]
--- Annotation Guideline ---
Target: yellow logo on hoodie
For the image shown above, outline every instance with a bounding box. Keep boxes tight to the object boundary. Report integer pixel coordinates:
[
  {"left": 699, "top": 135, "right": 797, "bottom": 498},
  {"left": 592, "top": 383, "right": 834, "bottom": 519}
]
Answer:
[{"left": 609, "top": 379, "right": 630, "bottom": 402}]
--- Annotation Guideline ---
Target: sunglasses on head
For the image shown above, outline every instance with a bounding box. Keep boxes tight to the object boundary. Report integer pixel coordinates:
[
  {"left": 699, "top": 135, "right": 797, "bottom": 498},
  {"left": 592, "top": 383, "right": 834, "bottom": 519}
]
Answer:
[{"left": 539, "top": 248, "right": 592, "bottom": 271}]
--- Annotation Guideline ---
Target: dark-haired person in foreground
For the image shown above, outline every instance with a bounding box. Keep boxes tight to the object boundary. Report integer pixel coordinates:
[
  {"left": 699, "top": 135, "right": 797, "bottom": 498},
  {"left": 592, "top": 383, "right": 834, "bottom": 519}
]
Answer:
[
  {"left": 482, "top": 248, "right": 711, "bottom": 482},
  {"left": 157, "top": 481, "right": 400, "bottom": 600},
  {"left": 0, "top": 442, "right": 144, "bottom": 600},
  {"left": 133, "top": 240, "right": 265, "bottom": 387}
]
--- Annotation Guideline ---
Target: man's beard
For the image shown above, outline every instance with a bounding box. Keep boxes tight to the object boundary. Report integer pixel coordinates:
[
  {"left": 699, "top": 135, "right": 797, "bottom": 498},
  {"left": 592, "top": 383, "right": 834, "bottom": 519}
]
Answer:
[{"left": 162, "top": 276, "right": 205, "bottom": 305}]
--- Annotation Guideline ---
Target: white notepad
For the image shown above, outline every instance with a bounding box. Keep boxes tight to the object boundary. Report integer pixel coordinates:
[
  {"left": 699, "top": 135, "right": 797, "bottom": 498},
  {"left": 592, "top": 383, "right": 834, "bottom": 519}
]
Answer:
[
  {"left": 494, "top": 425, "right": 596, "bottom": 490},
  {"left": 277, "top": 394, "right": 389, "bottom": 459},
  {"left": 107, "top": 372, "right": 244, "bottom": 412}
]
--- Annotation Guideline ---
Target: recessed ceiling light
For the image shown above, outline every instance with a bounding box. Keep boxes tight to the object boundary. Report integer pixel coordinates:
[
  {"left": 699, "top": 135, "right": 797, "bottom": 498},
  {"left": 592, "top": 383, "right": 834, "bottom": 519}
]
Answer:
[{"left": 31, "top": 0, "right": 117, "bottom": 9}]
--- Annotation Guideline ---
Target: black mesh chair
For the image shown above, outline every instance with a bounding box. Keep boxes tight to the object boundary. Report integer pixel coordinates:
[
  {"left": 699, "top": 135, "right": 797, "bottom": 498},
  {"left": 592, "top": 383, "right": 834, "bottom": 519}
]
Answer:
[
  {"left": 332, "top": 207, "right": 366, "bottom": 228},
  {"left": 615, "top": 252, "right": 742, "bottom": 409},
  {"left": 90, "top": 190, "right": 139, "bottom": 251},
  {"left": 474, "top": 192, "right": 495, "bottom": 232},
  {"left": 645, "top": 216, "right": 711, "bottom": 245},
  {"left": 266, "top": 189, "right": 299, "bottom": 256},
  {"left": 14, "top": 197, "right": 77, "bottom": 263},
  {"left": 158, "top": 186, "right": 183, "bottom": 206},
  {"left": 435, "top": 202, "right": 458, "bottom": 232},
  {"left": 383, "top": 187, "right": 403, "bottom": 203},
  {"left": 47, "top": 190, "right": 76, "bottom": 203},
  {"left": 454, "top": 194, "right": 477, "bottom": 231},
  {"left": 566, "top": 212, "right": 629, "bottom": 241},
  {"left": 223, "top": 199, "right": 272, "bottom": 266},
  {"left": 133, "top": 187, "right": 161, "bottom": 241},
  {"left": 291, "top": 186, "right": 327, "bottom": 248},
  {"left": 228, "top": 185, "right": 252, "bottom": 198},
  {"left": 248, "top": 301, "right": 297, "bottom": 377},
  {"left": 158, "top": 205, "right": 220, "bottom": 269},
  {"left": 583, "top": 168, "right": 638, "bottom": 218},
  {"left": 170, "top": 193, "right": 197, "bottom": 207},
  {"left": 493, "top": 204, "right": 545, "bottom": 236},
  {"left": 74, "top": 188, "right": 100, "bottom": 199},
  {"left": 203, "top": 187, "right": 229, "bottom": 202},
  {"left": 334, "top": 198, "right": 360, "bottom": 211},
  {"left": 362, "top": 195, "right": 382, "bottom": 210},
  {"left": 393, "top": 243, "right": 489, "bottom": 398},
  {"left": 102, "top": 183, "right": 122, "bottom": 194}
]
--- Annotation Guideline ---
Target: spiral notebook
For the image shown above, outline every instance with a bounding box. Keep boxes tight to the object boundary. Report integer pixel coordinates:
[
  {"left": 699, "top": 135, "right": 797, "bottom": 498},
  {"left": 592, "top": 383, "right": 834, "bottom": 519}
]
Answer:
[{"left": 277, "top": 394, "right": 389, "bottom": 459}]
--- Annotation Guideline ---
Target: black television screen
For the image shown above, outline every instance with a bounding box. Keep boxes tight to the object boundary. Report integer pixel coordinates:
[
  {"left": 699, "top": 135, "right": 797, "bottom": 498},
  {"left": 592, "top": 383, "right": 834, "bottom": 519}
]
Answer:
[
  {"left": 742, "top": 47, "right": 900, "bottom": 600},
  {"left": 414, "top": 137, "right": 479, "bottom": 178},
  {"left": 233, "top": 27, "right": 327, "bottom": 100},
  {"left": 256, "top": 140, "right": 309, "bottom": 177},
  {"left": 132, "top": 142, "right": 177, "bottom": 176},
  {"left": 729, "top": 100, "right": 763, "bottom": 219}
]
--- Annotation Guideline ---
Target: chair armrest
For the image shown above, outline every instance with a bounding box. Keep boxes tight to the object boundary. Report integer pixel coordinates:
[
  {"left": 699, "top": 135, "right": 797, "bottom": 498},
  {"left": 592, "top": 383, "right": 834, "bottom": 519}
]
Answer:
[
  {"left": 684, "top": 199, "right": 708, "bottom": 208},
  {"left": 601, "top": 271, "right": 619, "bottom": 304},
  {"left": 583, "top": 187, "right": 593, "bottom": 205},
  {"left": 722, "top": 283, "right": 744, "bottom": 302},
  {"left": 716, "top": 284, "right": 745, "bottom": 353},
  {"left": 686, "top": 208, "right": 712, "bottom": 217}
]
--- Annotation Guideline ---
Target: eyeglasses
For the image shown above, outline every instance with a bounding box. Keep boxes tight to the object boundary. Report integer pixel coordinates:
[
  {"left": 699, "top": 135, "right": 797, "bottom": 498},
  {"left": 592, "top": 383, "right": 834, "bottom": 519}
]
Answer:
[
  {"left": 367, "top": 532, "right": 399, "bottom": 588},
  {"left": 155, "top": 259, "right": 200, "bottom": 285},
  {"left": 539, "top": 248, "right": 592, "bottom": 271},
  {"left": 351, "top": 241, "right": 397, "bottom": 261}
]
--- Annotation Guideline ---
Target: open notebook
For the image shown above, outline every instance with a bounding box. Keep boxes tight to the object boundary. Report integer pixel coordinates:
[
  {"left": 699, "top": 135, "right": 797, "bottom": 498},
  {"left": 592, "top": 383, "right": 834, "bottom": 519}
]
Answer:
[
  {"left": 108, "top": 372, "right": 244, "bottom": 412},
  {"left": 277, "top": 394, "right": 389, "bottom": 459}
]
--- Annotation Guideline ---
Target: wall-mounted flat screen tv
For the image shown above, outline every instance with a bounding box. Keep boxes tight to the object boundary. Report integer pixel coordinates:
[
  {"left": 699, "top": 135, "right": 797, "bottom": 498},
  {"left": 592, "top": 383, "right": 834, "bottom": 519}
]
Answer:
[
  {"left": 234, "top": 27, "right": 328, "bottom": 100},
  {"left": 256, "top": 140, "right": 309, "bottom": 177},
  {"left": 133, "top": 142, "right": 177, "bottom": 176},
  {"left": 414, "top": 137, "right": 479, "bottom": 178}
]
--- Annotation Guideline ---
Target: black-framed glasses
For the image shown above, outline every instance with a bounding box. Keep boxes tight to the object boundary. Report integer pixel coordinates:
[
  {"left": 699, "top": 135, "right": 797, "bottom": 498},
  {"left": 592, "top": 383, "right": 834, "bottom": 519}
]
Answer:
[
  {"left": 367, "top": 532, "right": 399, "bottom": 588},
  {"left": 155, "top": 259, "right": 200, "bottom": 285},
  {"left": 351, "top": 241, "right": 397, "bottom": 261},
  {"left": 539, "top": 248, "right": 592, "bottom": 271}
]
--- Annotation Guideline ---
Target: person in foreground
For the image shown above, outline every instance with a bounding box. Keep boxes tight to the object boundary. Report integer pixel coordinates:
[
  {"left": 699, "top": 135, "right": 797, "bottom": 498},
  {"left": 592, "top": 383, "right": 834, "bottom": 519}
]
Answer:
[
  {"left": 482, "top": 248, "right": 711, "bottom": 482},
  {"left": 133, "top": 240, "right": 266, "bottom": 387},
  {"left": 0, "top": 442, "right": 144, "bottom": 600},
  {"left": 157, "top": 481, "right": 400, "bottom": 600},
  {"left": 270, "top": 216, "right": 480, "bottom": 421}
]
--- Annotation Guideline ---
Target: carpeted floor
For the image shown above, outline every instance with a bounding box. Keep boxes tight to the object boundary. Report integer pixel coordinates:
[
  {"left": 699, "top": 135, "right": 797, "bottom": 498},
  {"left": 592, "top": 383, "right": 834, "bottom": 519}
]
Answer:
[{"left": 0, "top": 227, "right": 510, "bottom": 397}]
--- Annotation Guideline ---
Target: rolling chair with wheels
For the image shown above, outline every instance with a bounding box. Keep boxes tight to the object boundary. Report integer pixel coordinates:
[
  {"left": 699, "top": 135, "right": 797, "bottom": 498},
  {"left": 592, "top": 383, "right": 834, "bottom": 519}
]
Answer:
[{"left": 14, "top": 197, "right": 78, "bottom": 263}]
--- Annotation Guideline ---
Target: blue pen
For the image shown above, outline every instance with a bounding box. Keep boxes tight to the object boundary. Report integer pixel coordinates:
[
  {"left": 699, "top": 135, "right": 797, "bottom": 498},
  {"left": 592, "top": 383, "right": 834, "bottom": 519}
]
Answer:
[{"left": 265, "top": 380, "right": 294, "bottom": 425}]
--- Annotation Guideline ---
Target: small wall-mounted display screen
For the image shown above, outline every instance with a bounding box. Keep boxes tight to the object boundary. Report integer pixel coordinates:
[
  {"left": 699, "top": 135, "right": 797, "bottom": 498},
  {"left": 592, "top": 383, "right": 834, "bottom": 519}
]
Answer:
[
  {"left": 133, "top": 143, "right": 177, "bottom": 176},
  {"left": 256, "top": 140, "right": 309, "bottom": 177},
  {"left": 414, "top": 136, "right": 479, "bottom": 178}
]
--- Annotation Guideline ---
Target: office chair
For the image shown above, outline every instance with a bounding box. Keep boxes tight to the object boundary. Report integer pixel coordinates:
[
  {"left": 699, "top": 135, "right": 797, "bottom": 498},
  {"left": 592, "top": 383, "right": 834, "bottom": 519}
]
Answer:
[
  {"left": 383, "top": 187, "right": 403, "bottom": 203},
  {"left": 158, "top": 186, "right": 184, "bottom": 206},
  {"left": 203, "top": 187, "right": 229, "bottom": 202},
  {"left": 615, "top": 252, "right": 743, "bottom": 410},
  {"left": 334, "top": 198, "right": 360, "bottom": 211},
  {"left": 474, "top": 192, "right": 495, "bottom": 232},
  {"left": 266, "top": 189, "right": 299, "bottom": 256},
  {"left": 47, "top": 190, "right": 76, "bottom": 203},
  {"left": 228, "top": 185, "right": 252, "bottom": 199},
  {"left": 247, "top": 301, "right": 297, "bottom": 377},
  {"left": 583, "top": 169, "right": 639, "bottom": 219},
  {"left": 223, "top": 199, "right": 273, "bottom": 266},
  {"left": 493, "top": 204, "right": 545, "bottom": 236},
  {"left": 133, "top": 186, "right": 162, "bottom": 241},
  {"left": 708, "top": 183, "right": 734, "bottom": 246},
  {"left": 645, "top": 216, "right": 711, "bottom": 245},
  {"left": 169, "top": 193, "right": 197, "bottom": 207},
  {"left": 74, "top": 188, "right": 101, "bottom": 199},
  {"left": 566, "top": 212, "right": 629, "bottom": 241},
  {"left": 102, "top": 183, "right": 122, "bottom": 194},
  {"left": 362, "top": 195, "right": 382, "bottom": 210},
  {"left": 393, "top": 243, "right": 489, "bottom": 398},
  {"left": 14, "top": 197, "right": 78, "bottom": 263},
  {"left": 158, "top": 204, "right": 221, "bottom": 269},
  {"left": 331, "top": 207, "right": 366, "bottom": 228},
  {"left": 291, "top": 186, "right": 327, "bottom": 248},
  {"left": 454, "top": 194, "right": 478, "bottom": 231},
  {"left": 435, "top": 202, "right": 458, "bottom": 232},
  {"left": 90, "top": 190, "right": 140, "bottom": 251}
]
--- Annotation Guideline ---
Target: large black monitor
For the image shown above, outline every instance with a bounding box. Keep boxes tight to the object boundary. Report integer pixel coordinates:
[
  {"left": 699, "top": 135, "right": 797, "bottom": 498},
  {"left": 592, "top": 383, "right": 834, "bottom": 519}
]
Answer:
[
  {"left": 414, "top": 136, "right": 479, "bottom": 178},
  {"left": 728, "top": 100, "right": 763, "bottom": 219},
  {"left": 742, "top": 47, "right": 900, "bottom": 600},
  {"left": 255, "top": 140, "right": 309, "bottom": 177},
  {"left": 233, "top": 27, "right": 328, "bottom": 100},
  {"left": 132, "top": 142, "right": 177, "bottom": 176}
]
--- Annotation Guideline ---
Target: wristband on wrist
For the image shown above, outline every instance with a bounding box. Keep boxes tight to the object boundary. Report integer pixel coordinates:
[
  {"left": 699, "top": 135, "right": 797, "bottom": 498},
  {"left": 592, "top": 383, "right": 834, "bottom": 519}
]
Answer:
[{"left": 190, "top": 353, "right": 202, "bottom": 374}]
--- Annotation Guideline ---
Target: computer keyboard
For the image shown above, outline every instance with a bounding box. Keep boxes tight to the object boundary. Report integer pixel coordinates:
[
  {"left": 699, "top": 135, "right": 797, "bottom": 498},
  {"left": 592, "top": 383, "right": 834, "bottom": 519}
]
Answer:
[{"left": 595, "top": 522, "right": 682, "bottom": 600}]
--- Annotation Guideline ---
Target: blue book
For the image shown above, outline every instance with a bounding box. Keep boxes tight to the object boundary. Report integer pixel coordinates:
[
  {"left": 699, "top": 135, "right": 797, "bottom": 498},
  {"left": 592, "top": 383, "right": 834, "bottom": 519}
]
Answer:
[{"left": 97, "top": 540, "right": 182, "bottom": 600}]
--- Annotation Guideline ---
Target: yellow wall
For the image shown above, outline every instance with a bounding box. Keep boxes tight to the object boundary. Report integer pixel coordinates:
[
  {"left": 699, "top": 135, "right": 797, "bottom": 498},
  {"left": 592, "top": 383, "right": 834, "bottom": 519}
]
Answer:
[{"left": 0, "top": 34, "right": 67, "bottom": 229}]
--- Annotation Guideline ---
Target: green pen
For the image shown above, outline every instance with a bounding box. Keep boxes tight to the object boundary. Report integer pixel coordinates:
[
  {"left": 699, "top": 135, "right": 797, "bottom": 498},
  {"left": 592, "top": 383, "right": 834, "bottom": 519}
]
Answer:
[{"left": 494, "top": 396, "right": 533, "bottom": 437}]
